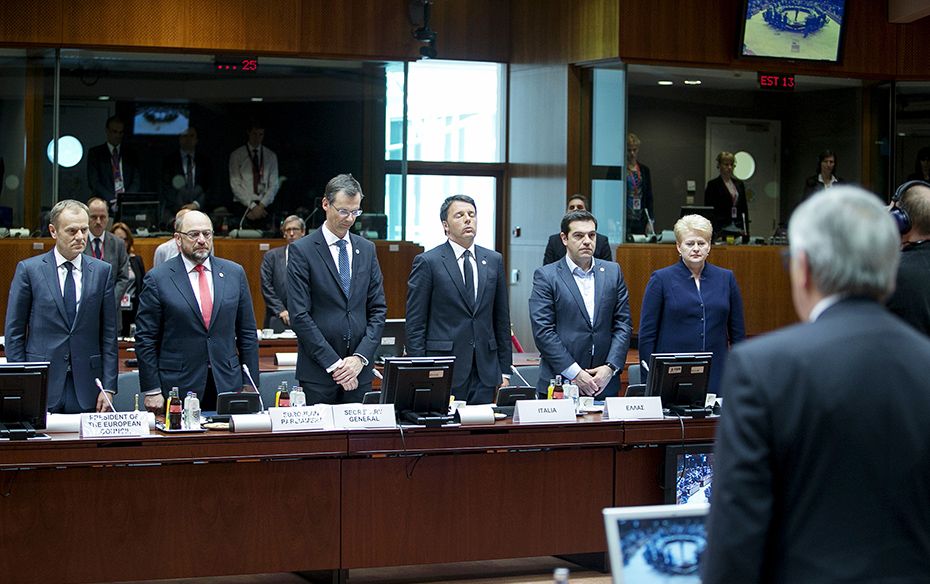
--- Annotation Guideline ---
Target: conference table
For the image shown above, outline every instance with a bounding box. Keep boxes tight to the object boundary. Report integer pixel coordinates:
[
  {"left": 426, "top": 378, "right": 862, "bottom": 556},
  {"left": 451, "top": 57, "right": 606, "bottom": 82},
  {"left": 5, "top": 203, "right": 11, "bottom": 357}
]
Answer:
[{"left": 0, "top": 414, "right": 715, "bottom": 584}]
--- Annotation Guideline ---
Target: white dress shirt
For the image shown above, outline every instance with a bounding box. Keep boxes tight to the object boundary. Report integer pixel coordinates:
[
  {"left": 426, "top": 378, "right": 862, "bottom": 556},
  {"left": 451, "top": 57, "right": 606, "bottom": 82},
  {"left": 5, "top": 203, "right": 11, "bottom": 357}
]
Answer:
[
  {"left": 447, "top": 239, "right": 478, "bottom": 303},
  {"left": 54, "top": 247, "right": 83, "bottom": 313},
  {"left": 181, "top": 255, "right": 214, "bottom": 308},
  {"left": 561, "top": 255, "right": 597, "bottom": 381},
  {"left": 321, "top": 223, "right": 353, "bottom": 279},
  {"left": 228, "top": 143, "right": 280, "bottom": 208}
]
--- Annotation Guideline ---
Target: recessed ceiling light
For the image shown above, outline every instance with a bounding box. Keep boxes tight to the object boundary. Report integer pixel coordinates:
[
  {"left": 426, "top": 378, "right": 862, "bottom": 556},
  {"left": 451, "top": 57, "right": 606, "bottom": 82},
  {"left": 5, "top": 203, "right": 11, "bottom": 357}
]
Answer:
[
  {"left": 657, "top": 80, "right": 673, "bottom": 86},
  {"left": 683, "top": 80, "right": 702, "bottom": 85},
  {"left": 251, "top": 97, "right": 264, "bottom": 102},
  {"left": 97, "top": 95, "right": 110, "bottom": 101}
]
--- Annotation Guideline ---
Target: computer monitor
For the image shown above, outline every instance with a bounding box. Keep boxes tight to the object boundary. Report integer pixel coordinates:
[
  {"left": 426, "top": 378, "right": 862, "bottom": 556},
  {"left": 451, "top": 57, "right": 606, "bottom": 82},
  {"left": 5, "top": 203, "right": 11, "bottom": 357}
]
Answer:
[
  {"left": 379, "top": 356, "right": 455, "bottom": 427},
  {"left": 664, "top": 443, "right": 715, "bottom": 505},
  {"left": 351, "top": 213, "right": 388, "bottom": 239},
  {"left": 680, "top": 205, "right": 715, "bottom": 225},
  {"left": 117, "top": 192, "right": 161, "bottom": 233},
  {"left": 603, "top": 503, "right": 710, "bottom": 584},
  {"left": 0, "top": 362, "right": 50, "bottom": 439},
  {"left": 646, "top": 353, "right": 713, "bottom": 417},
  {"left": 374, "top": 319, "right": 406, "bottom": 363}
]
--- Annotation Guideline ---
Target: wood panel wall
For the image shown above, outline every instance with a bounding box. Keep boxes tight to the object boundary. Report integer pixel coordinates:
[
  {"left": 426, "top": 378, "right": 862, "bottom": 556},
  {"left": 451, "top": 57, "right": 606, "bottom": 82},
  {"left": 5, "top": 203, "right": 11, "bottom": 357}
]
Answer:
[
  {"left": 0, "top": 0, "right": 509, "bottom": 63},
  {"left": 0, "top": 238, "right": 423, "bottom": 331},
  {"left": 511, "top": 0, "right": 619, "bottom": 65}
]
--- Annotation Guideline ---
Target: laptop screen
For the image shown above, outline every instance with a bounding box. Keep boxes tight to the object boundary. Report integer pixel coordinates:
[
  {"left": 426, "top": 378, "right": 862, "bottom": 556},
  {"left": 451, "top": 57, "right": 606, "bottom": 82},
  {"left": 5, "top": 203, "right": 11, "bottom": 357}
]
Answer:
[{"left": 603, "top": 503, "right": 709, "bottom": 584}]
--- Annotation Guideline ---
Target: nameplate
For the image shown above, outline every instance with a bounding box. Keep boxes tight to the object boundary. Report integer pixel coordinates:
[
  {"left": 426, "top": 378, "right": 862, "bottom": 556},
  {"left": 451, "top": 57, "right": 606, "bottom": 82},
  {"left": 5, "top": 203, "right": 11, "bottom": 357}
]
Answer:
[
  {"left": 331, "top": 404, "right": 396, "bottom": 429},
  {"left": 269, "top": 405, "right": 334, "bottom": 432},
  {"left": 513, "top": 399, "right": 576, "bottom": 423},
  {"left": 80, "top": 411, "right": 151, "bottom": 438},
  {"left": 603, "top": 396, "right": 663, "bottom": 420}
]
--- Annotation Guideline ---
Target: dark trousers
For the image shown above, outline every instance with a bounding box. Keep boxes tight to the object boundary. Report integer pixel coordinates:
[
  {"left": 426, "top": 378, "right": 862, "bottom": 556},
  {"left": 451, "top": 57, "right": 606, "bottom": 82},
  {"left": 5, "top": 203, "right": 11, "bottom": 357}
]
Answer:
[
  {"left": 461, "top": 358, "right": 496, "bottom": 405},
  {"left": 301, "top": 379, "right": 372, "bottom": 405},
  {"left": 49, "top": 371, "right": 88, "bottom": 414},
  {"left": 200, "top": 368, "right": 219, "bottom": 412}
]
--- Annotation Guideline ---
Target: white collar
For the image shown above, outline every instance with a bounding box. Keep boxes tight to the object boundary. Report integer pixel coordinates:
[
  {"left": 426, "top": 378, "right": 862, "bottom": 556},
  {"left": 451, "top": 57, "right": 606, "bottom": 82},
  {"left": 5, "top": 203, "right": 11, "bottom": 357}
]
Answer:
[
  {"left": 447, "top": 239, "right": 476, "bottom": 259},
  {"left": 321, "top": 223, "right": 350, "bottom": 247},
  {"left": 808, "top": 294, "right": 844, "bottom": 322},
  {"left": 54, "top": 247, "right": 82, "bottom": 270},
  {"left": 565, "top": 254, "right": 594, "bottom": 275},
  {"left": 182, "top": 254, "right": 212, "bottom": 274}
]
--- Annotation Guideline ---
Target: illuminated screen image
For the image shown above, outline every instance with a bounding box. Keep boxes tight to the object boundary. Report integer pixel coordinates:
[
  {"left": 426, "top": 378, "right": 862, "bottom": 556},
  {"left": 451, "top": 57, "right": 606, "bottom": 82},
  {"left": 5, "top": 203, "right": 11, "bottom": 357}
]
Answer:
[
  {"left": 615, "top": 515, "right": 707, "bottom": 583},
  {"left": 134, "top": 105, "right": 190, "bottom": 135},
  {"left": 740, "top": 1, "right": 846, "bottom": 62},
  {"left": 675, "top": 452, "right": 714, "bottom": 505}
]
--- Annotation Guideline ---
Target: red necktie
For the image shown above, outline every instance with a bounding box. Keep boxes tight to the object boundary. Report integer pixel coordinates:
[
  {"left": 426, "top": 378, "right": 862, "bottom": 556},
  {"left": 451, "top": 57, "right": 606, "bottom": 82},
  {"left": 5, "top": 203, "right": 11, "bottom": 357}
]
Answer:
[{"left": 194, "top": 264, "right": 212, "bottom": 328}]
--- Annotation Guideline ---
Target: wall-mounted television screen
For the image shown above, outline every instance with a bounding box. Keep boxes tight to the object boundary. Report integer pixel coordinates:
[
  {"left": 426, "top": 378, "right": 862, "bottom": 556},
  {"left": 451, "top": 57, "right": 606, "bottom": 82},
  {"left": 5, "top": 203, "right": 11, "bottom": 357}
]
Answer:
[
  {"left": 134, "top": 104, "right": 190, "bottom": 135},
  {"left": 739, "top": 1, "right": 847, "bottom": 63}
]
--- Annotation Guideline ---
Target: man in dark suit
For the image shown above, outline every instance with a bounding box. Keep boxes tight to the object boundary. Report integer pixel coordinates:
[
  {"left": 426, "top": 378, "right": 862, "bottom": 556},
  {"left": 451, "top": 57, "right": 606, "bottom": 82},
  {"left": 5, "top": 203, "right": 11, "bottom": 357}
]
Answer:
[
  {"left": 405, "top": 195, "right": 512, "bottom": 404},
  {"left": 260, "top": 214, "right": 306, "bottom": 331},
  {"left": 287, "top": 174, "right": 387, "bottom": 405},
  {"left": 886, "top": 179, "right": 930, "bottom": 336},
  {"left": 85, "top": 197, "right": 130, "bottom": 311},
  {"left": 135, "top": 210, "right": 259, "bottom": 413},
  {"left": 160, "top": 126, "right": 212, "bottom": 226},
  {"left": 543, "top": 195, "right": 612, "bottom": 265},
  {"left": 86, "top": 115, "right": 141, "bottom": 204},
  {"left": 4, "top": 200, "right": 118, "bottom": 413},
  {"left": 704, "top": 186, "right": 930, "bottom": 583},
  {"left": 530, "top": 210, "right": 632, "bottom": 397}
]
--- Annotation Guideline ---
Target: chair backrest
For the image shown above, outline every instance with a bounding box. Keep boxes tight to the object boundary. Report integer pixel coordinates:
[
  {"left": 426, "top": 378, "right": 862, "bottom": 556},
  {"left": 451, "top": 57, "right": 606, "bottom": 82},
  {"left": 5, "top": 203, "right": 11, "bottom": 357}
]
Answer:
[
  {"left": 258, "top": 369, "right": 296, "bottom": 408},
  {"left": 627, "top": 363, "right": 641, "bottom": 385},
  {"left": 513, "top": 364, "right": 539, "bottom": 388},
  {"left": 114, "top": 371, "right": 141, "bottom": 411}
]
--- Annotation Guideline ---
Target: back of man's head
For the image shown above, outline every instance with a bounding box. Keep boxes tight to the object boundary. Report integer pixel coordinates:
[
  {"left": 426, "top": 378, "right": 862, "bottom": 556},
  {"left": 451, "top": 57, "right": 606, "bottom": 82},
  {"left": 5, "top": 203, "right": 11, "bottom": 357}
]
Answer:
[
  {"left": 789, "top": 186, "right": 900, "bottom": 301},
  {"left": 899, "top": 183, "right": 930, "bottom": 237}
]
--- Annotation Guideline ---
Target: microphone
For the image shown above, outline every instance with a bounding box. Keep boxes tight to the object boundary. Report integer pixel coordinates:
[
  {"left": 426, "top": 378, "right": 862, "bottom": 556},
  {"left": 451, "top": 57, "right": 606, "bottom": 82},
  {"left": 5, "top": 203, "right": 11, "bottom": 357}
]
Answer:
[
  {"left": 640, "top": 360, "right": 650, "bottom": 373},
  {"left": 94, "top": 378, "right": 117, "bottom": 412},
  {"left": 241, "top": 364, "right": 265, "bottom": 411},
  {"left": 510, "top": 365, "right": 531, "bottom": 387}
]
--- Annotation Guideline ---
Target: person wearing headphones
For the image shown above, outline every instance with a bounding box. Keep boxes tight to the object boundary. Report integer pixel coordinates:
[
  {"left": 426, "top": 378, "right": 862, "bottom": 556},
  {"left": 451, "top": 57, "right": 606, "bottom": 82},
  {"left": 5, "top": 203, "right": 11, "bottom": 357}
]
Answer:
[{"left": 887, "top": 180, "right": 930, "bottom": 336}]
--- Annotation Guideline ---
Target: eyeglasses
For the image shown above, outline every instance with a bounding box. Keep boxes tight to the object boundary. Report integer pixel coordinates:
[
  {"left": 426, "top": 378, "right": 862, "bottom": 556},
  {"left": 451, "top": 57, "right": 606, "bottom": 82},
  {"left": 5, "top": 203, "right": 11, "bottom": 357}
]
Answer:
[
  {"left": 335, "top": 207, "right": 363, "bottom": 218},
  {"left": 178, "top": 230, "right": 214, "bottom": 240}
]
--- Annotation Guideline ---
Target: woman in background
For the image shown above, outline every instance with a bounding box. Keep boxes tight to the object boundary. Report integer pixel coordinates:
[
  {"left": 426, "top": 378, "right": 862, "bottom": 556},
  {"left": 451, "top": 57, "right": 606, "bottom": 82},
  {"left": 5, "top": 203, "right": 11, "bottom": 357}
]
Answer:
[
  {"left": 906, "top": 146, "right": 930, "bottom": 182},
  {"left": 803, "top": 149, "right": 843, "bottom": 197},
  {"left": 704, "top": 151, "right": 749, "bottom": 237},
  {"left": 111, "top": 222, "right": 146, "bottom": 337},
  {"left": 626, "top": 133, "right": 654, "bottom": 236},
  {"left": 638, "top": 214, "right": 745, "bottom": 396}
]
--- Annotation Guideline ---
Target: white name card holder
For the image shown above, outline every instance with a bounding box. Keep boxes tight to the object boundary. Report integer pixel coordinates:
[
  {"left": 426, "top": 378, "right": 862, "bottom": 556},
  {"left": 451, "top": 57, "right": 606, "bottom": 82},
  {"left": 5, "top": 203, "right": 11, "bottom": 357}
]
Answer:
[
  {"left": 512, "top": 398, "right": 576, "bottom": 423},
  {"left": 602, "top": 396, "right": 664, "bottom": 420},
  {"left": 80, "top": 411, "right": 151, "bottom": 438},
  {"left": 269, "top": 405, "right": 335, "bottom": 432},
  {"left": 332, "top": 403, "right": 396, "bottom": 429}
]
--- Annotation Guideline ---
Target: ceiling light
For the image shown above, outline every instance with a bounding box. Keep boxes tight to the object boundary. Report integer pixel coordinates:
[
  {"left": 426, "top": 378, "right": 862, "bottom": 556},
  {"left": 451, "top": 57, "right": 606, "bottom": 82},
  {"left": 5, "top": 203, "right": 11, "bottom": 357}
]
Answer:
[
  {"left": 657, "top": 80, "right": 673, "bottom": 86},
  {"left": 250, "top": 97, "right": 264, "bottom": 102},
  {"left": 97, "top": 95, "right": 110, "bottom": 101},
  {"left": 683, "top": 80, "right": 702, "bottom": 85}
]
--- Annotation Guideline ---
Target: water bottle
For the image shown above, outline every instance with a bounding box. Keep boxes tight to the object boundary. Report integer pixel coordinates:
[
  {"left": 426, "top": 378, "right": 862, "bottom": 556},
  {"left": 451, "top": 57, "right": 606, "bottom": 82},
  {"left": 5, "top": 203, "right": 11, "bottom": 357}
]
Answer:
[
  {"left": 188, "top": 392, "right": 201, "bottom": 429},
  {"left": 167, "top": 387, "right": 183, "bottom": 430},
  {"left": 275, "top": 381, "right": 290, "bottom": 407},
  {"left": 183, "top": 391, "right": 194, "bottom": 429},
  {"left": 553, "top": 567, "right": 570, "bottom": 583},
  {"left": 290, "top": 384, "right": 306, "bottom": 408}
]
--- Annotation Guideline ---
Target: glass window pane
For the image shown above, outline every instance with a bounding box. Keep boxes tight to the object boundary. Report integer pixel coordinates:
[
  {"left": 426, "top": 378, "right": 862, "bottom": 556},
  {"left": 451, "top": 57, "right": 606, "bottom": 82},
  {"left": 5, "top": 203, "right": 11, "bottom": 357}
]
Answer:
[
  {"left": 385, "top": 62, "right": 405, "bottom": 162},
  {"left": 404, "top": 60, "right": 504, "bottom": 163},
  {"left": 592, "top": 68, "right": 625, "bottom": 167},
  {"left": 397, "top": 174, "right": 497, "bottom": 250},
  {"left": 592, "top": 179, "right": 624, "bottom": 244}
]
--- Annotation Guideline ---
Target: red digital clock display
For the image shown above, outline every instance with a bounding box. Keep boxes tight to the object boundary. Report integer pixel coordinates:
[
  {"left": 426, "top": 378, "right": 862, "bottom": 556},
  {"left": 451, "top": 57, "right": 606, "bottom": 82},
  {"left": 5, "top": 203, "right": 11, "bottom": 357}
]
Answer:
[
  {"left": 214, "top": 56, "right": 259, "bottom": 73},
  {"left": 758, "top": 73, "right": 795, "bottom": 90}
]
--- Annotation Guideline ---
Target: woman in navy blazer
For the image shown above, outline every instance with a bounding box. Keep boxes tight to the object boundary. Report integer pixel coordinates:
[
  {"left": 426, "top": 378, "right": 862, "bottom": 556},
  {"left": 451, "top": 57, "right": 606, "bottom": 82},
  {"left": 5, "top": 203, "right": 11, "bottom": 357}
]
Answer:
[{"left": 638, "top": 214, "right": 745, "bottom": 395}]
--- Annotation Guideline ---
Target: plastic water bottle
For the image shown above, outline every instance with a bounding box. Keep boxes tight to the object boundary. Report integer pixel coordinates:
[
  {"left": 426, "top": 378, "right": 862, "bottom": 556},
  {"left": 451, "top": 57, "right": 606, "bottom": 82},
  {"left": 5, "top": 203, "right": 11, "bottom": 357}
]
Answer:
[
  {"left": 290, "top": 384, "right": 306, "bottom": 408},
  {"left": 188, "top": 392, "right": 201, "bottom": 429},
  {"left": 183, "top": 391, "right": 194, "bottom": 429},
  {"left": 553, "top": 567, "right": 570, "bottom": 582}
]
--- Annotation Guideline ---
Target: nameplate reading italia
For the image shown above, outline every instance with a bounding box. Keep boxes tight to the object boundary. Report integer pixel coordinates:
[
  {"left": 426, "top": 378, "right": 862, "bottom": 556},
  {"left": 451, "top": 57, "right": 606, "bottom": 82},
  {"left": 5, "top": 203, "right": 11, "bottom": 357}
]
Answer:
[
  {"left": 513, "top": 399, "right": 576, "bottom": 423},
  {"left": 269, "top": 405, "right": 335, "bottom": 432},
  {"left": 81, "top": 411, "right": 151, "bottom": 438},
  {"left": 331, "top": 404, "right": 396, "bottom": 428}
]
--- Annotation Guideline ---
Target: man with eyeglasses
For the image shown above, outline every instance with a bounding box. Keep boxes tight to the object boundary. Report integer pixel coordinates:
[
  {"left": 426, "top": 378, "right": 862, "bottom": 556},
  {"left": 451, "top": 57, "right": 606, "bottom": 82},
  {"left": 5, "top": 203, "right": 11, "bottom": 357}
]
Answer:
[
  {"left": 287, "top": 173, "right": 387, "bottom": 405},
  {"left": 84, "top": 197, "right": 130, "bottom": 311},
  {"left": 405, "top": 194, "right": 512, "bottom": 404},
  {"left": 260, "top": 214, "right": 306, "bottom": 332},
  {"left": 135, "top": 210, "right": 259, "bottom": 414}
]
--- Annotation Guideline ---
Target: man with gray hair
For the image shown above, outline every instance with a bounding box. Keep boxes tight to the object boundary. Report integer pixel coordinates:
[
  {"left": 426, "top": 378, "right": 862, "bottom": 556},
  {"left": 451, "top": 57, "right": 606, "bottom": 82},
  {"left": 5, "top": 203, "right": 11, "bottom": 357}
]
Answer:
[
  {"left": 260, "top": 214, "right": 306, "bottom": 331},
  {"left": 886, "top": 180, "right": 930, "bottom": 336},
  {"left": 704, "top": 186, "right": 930, "bottom": 582}
]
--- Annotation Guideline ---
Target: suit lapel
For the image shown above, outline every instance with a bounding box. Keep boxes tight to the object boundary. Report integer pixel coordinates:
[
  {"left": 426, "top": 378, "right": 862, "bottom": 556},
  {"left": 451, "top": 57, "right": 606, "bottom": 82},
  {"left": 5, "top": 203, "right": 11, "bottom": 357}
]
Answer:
[
  {"left": 209, "top": 258, "right": 225, "bottom": 328},
  {"left": 592, "top": 262, "right": 607, "bottom": 328},
  {"left": 312, "top": 230, "right": 345, "bottom": 298},
  {"left": 441, "top": 242, "right": 473, "bottom": 312},
  {"left": 43, "top": 251, "right": 70, "bottom": 326},
  {"left": 348, "top": 234, "right": 362, "bottom": 301},
  {"left": 168, "top": 256, "right": 204, "bottom": 327},
  {"left": 556, "top": 261, "right": 591, "bottom": 326},
  {"left": 474, "top": 247, "right": 490, "bottom": 311}
]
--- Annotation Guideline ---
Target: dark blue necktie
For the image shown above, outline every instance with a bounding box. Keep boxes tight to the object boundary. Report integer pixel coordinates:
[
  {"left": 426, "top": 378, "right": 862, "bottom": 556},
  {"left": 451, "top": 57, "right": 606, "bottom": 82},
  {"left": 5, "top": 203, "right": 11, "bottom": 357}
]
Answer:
[
  {"left": 336, "top": 239, "right": 350, "bottom": 297},
  {"left": 462, "top": 250, "right": 475, "bottom": 308},
  {"left": 63, "top": 261, "right": 76, "bottom": 327}
]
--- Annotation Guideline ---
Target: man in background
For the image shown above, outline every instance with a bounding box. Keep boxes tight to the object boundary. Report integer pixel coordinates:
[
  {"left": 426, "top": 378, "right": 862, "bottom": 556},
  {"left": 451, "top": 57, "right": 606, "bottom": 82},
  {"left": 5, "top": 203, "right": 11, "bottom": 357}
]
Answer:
[
  {"left": 530, "top": 210, "right": 632, "bottom": 397},
  {"left": 84, "top": 197, "right": 130, "bottom": 310},
  {"left": 405, "top": 195, "right": 512, "bottom": 404},
  {"left": 161, "top": 126, "right": 212, "bottom": 225},
  {"left": 542, "top": 195, "right": 612, "bottom": 265},
  {"left": 5, "top": 200, "right": 117, "bottom": 413},
  {"left": 886, "top": 179, "right": 930, "bottom": 336},
  {"left": 704, "top": 187, "right": 930, "bottom": 582},
  {"left": 229, "top": 120, "right": 279, "bottom": 230},
  {"left": 261, "top": 214, "right": 306, "bottom": 332},
  {"left": 86, "top": 115, "right": 141, "bottom": 204}
]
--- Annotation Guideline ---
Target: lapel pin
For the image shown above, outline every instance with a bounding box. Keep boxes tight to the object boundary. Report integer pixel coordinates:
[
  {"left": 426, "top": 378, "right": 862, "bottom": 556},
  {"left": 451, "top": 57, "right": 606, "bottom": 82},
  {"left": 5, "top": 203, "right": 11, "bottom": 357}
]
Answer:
[
  {"left": 219, "top": 273, "right": 225, "bottom": 278},
  {"left": 599, "top": 267, "right": 605, "bottom": 272},
  {"left": 481, "top": 259, "right": 487, "bottom": 265},
  {"left": 355, "top": 249, "right": 360, "bottom": 254}
]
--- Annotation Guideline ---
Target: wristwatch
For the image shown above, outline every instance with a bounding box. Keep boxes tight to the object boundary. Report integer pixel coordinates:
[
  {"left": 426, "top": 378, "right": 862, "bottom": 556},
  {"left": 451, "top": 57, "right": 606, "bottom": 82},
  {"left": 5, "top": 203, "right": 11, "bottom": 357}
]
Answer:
[{"left": 606, "top": 363, "right": 619, "bottom": 377}]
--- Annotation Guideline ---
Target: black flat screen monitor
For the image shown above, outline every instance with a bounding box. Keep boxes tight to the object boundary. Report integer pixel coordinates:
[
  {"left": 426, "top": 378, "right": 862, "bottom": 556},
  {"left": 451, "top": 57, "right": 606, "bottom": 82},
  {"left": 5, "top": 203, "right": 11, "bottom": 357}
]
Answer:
[
  {"left": 351, "top": 213, "right": 388, "bottom": 240},
  {"left": 739, "top": 0, "right": 847, "bottom": 63},
  {"left": 664, "top": 443, "right": 715, "bottom": 505},
  {"left": 680, "top": 205, "right": 716, "bottom": 224},
  {"left": 0, "top": 362, "right": 50, "bottom": 436},
  {"left": 646, "top": 353, "right": 713, "bottom": 416},
  {"left": 117, "top": 192, "right": 161, "bottom": 233},
  {"left": 374, "top": 319, "right": 406, "bottom": 363},
  {"left": 133, "top": 104, "right": 191, "bottom": 135},
  {"left": 379, "top": 356, "right": 455, "bottom": 426}
]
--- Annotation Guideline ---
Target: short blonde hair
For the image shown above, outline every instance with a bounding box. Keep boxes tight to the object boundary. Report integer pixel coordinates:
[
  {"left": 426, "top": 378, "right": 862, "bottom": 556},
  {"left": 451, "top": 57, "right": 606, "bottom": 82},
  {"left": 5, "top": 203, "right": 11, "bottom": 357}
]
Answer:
[
  {"left": 716, "top": 151, "right": 735, "bottom": 167},
  {"left": 627, "top": 133, "right": 641, "bottom": 147},
  {"left": 674, "top": 215, "right": 713, "bottom": 243}
]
